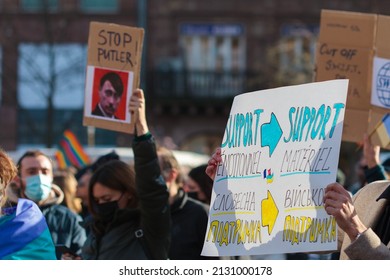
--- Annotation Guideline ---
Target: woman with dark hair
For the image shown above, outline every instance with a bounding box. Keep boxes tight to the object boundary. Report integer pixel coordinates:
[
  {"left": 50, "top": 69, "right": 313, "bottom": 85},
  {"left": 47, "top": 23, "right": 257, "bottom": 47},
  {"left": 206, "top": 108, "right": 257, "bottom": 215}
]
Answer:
[
  {"left": 81, "top": 89, "right": 170, "bottom": 260},
  {"left": 184, "top": 164, "right": 214, "bottom": 205},
  {"left": 87, "top": 160, "right": 137, "bottom": 232}
]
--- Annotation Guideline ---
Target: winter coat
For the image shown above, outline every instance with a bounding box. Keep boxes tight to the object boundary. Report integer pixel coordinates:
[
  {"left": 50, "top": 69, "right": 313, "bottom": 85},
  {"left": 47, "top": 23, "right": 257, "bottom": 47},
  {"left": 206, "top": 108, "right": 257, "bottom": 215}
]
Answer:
[
  {"left": 5, "top": 181, "right": 86, "bottom": 258},
  {"left": 41, "top": 202, "right": 86, "bottom": 257},
  {"left": 81, "top": 134, "right": 171, "bottom": 260},
  {"left": 169, "top": 189, "right": 214, "bottom": 259},
  {"left": 339, "top": 180, "right": 390, "bottom": 259}
]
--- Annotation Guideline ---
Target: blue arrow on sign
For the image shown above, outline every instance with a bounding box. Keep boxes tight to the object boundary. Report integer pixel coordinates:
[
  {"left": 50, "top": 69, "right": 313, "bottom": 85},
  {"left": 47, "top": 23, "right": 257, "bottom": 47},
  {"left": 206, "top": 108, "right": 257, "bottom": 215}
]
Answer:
[{"left": 261, "top": 113, "right": 283, "bottom": 156}]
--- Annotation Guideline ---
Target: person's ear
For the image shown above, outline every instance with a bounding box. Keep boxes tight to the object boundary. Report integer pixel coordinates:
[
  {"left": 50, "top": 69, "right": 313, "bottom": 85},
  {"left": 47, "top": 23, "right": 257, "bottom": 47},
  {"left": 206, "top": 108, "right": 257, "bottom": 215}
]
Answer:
[
  {"left": 165, "top": 168, "right": 178, "bottom": 184},
  {"left": 11, "top": 176, "right": 23, "bottom": 190}
]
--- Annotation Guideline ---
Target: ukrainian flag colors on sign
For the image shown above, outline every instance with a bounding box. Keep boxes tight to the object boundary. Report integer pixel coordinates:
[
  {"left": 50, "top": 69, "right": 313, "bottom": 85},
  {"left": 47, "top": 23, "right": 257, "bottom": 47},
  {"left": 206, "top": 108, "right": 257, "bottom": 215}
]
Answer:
[{"left": 370, "top": 113, "right": 390, "bottom": 149}]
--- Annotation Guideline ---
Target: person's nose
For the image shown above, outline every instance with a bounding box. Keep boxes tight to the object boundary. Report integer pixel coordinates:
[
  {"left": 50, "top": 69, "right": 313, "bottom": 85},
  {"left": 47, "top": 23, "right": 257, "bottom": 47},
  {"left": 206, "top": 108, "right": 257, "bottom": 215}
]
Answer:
[{"left": 107, "top": 96, "right": 115, "bottom": 104}]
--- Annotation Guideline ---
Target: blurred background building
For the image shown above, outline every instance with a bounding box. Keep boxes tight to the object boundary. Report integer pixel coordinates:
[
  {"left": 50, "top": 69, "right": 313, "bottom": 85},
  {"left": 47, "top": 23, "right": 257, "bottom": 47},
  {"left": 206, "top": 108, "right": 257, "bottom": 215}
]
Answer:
[{"left": 1, "top": 0, "right": 390, "bottom": 185}]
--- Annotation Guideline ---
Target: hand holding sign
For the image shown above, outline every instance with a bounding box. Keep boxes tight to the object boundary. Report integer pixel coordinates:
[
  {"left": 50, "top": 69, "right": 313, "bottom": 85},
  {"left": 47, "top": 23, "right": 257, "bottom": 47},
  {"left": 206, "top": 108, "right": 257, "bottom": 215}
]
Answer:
[
  {"left": 206, "top": 147, "right": 222, "bottom": 181},
  {"left": 128, "top": 89, "right": 149, "bottom": 136},
  {"left": 324, "top": 182, "right": 367, "bottom": 241}
]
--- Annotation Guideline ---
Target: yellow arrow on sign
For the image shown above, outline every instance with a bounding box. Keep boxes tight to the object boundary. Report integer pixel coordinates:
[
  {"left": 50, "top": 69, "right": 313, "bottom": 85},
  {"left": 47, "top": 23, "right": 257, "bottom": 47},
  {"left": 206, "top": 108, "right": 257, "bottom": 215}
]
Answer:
[{"left": 261, "top": 190, "right": 279, "bottom": 235}]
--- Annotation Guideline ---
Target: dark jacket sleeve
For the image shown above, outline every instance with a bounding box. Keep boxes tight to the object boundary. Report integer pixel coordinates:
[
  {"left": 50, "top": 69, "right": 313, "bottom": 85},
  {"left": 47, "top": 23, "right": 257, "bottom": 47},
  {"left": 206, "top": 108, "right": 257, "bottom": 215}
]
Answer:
[
  {"left": 364, "top": 164, "right": 387, "bottom": 183},
  {"left": 69, "top": 213, "right": 87, "bottom": 255},
  {"left": 42, "top": 205, "right": 86, "bottom": 257},
  {"left": 133, "top": 133, "right": 171, "bottom": 259}
]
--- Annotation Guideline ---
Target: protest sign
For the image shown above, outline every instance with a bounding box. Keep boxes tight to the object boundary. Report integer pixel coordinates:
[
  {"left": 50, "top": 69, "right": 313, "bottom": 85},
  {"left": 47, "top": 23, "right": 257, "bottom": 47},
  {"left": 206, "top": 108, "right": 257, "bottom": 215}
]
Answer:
[
  {"left": 83, "top": 22, "right": 144, "bottom": 133},
  {"left": 315, "top": 10, "right": 390, "bottom": 147},
  {"left": 201, "top": 80, "right": 348, "bottom": 257}
]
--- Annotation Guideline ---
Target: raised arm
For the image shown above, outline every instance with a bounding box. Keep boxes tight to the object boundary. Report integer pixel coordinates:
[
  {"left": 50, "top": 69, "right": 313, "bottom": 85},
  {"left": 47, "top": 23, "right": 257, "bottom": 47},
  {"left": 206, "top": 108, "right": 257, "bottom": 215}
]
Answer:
[
  {"left": 363, "top": 134, "right": 387, "bottom": 183},
  {"left": 129, "top": 89, "right": 170, "bottom": 260},
  {"left": 129, "top": 88, "right": 149, "bottom": 136}
]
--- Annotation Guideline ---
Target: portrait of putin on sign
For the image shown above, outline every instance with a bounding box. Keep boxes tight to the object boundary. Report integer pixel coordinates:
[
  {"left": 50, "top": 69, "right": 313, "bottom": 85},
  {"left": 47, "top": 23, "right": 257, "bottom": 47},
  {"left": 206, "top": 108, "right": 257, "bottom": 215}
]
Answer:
[{"left": 91, "top": 69, "right": 129, "bottom": 120}]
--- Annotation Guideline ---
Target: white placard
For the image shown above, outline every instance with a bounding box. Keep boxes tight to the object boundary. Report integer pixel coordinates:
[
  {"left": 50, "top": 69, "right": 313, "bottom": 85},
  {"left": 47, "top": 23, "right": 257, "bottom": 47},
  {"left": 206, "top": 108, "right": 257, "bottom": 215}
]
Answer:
[
  {"left": 202, "top": 80, "right": 349, "bottom": 257},
  {"left": 371, "top": 56, "right": 390, "bottom": 109}
]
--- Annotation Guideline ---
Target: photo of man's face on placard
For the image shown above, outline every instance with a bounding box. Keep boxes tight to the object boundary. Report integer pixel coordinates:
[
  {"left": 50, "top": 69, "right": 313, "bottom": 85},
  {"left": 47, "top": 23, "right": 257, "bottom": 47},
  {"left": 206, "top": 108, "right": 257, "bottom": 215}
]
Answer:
[{"left": 84, "top": 66, "right": 134, "bottom": 122}]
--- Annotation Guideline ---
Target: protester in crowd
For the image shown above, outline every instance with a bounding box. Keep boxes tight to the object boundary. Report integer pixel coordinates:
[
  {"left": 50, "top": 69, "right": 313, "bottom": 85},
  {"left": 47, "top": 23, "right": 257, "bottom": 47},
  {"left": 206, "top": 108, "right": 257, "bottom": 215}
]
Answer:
[
  {"left": 81, "top": 89, "right": 170, "bottom": 260},
  {"left": 183, "top": 163, "right": 213, "bottom": 205},
  {"left": 0, "top": 148, "right": 56, "bottom": 260},
  {"left": 14, "top": 150, "right": 86, "bottom": 258},
  {"left": 75, "top": 151, "right": 120, "bottom": 220},
  {"left": 349, "top": 134, "right": 389, "bottom": 194},
  {"left": 54, "top": 168, "right": 82, "bottom": 214},
  {"left": 157, "top": 147, "right": 214, "bottom": 260},
  {"left": 75, "top": 165, "right": 93, "bottom": 220},
  {"left": 362, "top": 134, "right": 389, "bottom": 182}
]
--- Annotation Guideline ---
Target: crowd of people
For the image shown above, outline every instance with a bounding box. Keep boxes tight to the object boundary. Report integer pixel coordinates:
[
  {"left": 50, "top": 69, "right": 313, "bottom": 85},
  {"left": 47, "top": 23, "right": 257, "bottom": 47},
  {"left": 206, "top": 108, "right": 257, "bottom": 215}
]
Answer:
[{"left": 1, "top": 88, "right": 389, "bottom": 260}]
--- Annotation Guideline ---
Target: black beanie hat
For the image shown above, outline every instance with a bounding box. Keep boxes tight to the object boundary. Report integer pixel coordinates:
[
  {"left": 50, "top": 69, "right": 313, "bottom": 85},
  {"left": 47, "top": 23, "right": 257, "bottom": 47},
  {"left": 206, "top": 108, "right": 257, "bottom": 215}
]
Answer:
[{"left": 92, "top": 151, "right": 120, "bottom": 171}]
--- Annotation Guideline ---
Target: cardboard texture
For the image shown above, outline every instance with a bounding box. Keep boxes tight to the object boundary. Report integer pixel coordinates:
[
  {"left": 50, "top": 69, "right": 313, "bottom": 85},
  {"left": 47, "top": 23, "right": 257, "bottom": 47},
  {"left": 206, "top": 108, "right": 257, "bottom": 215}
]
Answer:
[
  {"left": 315, "top": 10, "right": 390, "bottom": 147},
  {"left": 315, "top": 45, "right": 372, "bottom": 110},
  {"left": 376, "top": 16, "right": 390, "bottom": 54},
  {"left": 342, "top": 108, "right": 370, "bottom": 143},
  {"left": 83, "top": 22, "right": 144, "bottom": 134}
]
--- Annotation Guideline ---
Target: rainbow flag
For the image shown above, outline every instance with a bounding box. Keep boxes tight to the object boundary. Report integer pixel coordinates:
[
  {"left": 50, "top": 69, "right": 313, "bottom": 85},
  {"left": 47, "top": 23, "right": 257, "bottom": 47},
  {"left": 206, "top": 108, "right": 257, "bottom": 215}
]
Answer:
[
  {"left": 56, "top": 130, "right": 90, "bottom": 169},
  {"left": 0, "top": 199, "right": 56, "bottom": 260},
  {"left": 370, "top": 113, "right": 390, "bottom": 149},
  {"left": 55, "top": 149, "right": 70, "bottom": 170}
]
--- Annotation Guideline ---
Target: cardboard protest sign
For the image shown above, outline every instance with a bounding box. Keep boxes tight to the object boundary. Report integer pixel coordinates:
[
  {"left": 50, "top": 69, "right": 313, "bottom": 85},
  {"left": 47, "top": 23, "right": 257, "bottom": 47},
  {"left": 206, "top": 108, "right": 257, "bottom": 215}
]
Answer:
[
  {"left": 201, "top": 80, "right": 348, "bottom": 257},
  {"left": 83, "top": 22, "right": 144, "bottom": 133},
  {"left": 315, "top": 10, "right": 390, "bottom": 147}
]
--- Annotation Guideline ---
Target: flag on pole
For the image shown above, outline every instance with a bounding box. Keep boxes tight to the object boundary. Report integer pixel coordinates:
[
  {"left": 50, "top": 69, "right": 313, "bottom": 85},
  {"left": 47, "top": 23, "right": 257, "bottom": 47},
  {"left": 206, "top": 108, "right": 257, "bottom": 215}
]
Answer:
[
  {"left": 54, "top": 149, "right": 70, "bottom": 170},
  {"left": 55, "top": 130, "right": 90, "bottom": 169},
  {"left": 370, "top": 113, "right": 390, "bottom": 149}
]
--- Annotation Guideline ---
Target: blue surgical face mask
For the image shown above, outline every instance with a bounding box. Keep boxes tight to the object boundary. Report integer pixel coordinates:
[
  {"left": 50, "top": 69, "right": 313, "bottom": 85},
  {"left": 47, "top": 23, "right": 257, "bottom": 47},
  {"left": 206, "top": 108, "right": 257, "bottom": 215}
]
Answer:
[{"left": 25, "top": 174, "right": 52, "bottom": 202}]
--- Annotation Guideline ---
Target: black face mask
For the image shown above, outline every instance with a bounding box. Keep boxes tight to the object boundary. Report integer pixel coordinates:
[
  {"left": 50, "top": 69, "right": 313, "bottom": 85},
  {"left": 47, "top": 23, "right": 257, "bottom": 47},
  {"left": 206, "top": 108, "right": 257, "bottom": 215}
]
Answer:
[
  {"left": 187, "top": 191, "right": 199, "bottom": 201},
  {"left": 95, "top": 199, "right": 120, "bottom": 224}
]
